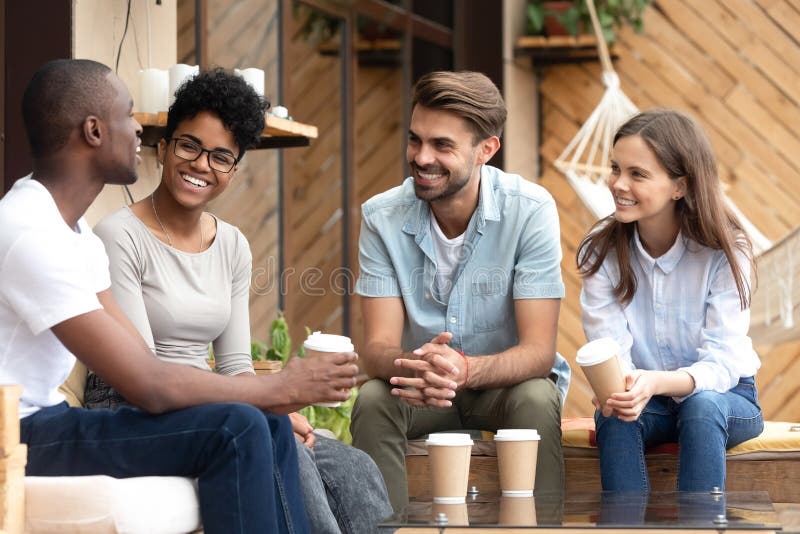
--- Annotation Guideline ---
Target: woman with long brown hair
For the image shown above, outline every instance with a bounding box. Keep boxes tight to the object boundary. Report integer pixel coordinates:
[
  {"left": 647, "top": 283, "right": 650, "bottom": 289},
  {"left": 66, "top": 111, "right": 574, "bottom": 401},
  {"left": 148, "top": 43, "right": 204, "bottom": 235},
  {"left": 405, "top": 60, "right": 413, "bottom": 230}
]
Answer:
[{"left": 577, "top": 109, "right": 763, "bottom": 491}]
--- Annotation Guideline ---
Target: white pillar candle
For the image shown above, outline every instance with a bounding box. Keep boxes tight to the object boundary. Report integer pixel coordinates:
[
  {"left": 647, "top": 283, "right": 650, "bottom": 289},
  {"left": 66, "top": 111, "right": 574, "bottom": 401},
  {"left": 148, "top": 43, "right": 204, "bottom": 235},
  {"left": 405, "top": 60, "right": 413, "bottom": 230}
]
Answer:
[
  {"left": 169, "top": 64, "right": 199, "bottom": 105},
  {"left": 235, "top": 68, "right": 265, "bottom": 97},
  {"left": 138, "top": 68, "right": 169, "bottom": 113}
]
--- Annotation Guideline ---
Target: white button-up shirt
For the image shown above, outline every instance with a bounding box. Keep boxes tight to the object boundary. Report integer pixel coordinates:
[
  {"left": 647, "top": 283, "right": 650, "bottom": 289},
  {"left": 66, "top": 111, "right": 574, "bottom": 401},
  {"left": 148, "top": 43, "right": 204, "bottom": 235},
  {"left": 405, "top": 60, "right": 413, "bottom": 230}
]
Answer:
[{"left": 580, "top": 228, "right": 760, "bottom": 400}]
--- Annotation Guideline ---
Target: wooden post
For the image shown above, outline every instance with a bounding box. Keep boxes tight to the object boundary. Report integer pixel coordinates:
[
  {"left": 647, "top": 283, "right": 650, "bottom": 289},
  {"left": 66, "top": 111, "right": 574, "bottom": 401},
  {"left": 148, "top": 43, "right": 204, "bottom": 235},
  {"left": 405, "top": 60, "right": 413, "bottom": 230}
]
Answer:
[
  {"left": 0, "top": 386, "right": 22, "bottom": 457},
  {"left": 0, "top": 385, "right": 26, "bottom": 534}
]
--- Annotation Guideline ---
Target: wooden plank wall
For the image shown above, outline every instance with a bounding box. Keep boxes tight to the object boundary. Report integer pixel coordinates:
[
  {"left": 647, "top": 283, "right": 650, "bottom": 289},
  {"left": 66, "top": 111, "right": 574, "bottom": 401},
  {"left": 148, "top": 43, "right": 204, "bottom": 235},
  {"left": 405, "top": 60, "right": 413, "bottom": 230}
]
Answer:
[
  {"left": 281, "top": 7, "right": 347, "bottom": 342},
  {"left": 176, "top": 0, "right": 800, "bottom": 420},
  {"left": 350, "top": 64, "right": 406, "bottom": 350},
  {"left": 540, "top": 0, "right": 800, "bottom": 419},
  {"left": 281, "top": 11, "right": 406, "bottom": 349},
  {"left": 178, "top": 1, "right": 406, "bottom": 348}
]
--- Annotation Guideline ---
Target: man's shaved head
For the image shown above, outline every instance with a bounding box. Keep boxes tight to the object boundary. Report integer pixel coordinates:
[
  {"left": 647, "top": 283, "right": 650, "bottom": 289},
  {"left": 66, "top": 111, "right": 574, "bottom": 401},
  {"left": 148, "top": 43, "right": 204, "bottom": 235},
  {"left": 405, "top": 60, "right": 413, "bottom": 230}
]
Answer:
[{"left": 22, "top": 59, "right": 116, "bottom": 158}]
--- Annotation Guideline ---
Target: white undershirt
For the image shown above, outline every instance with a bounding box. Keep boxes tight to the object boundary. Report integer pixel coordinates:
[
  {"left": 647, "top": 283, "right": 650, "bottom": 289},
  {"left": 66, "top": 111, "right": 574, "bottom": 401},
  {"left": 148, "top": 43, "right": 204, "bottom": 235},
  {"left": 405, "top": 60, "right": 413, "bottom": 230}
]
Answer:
[{"left": 430, "top": 215, "right": 466, "bottom": 303}]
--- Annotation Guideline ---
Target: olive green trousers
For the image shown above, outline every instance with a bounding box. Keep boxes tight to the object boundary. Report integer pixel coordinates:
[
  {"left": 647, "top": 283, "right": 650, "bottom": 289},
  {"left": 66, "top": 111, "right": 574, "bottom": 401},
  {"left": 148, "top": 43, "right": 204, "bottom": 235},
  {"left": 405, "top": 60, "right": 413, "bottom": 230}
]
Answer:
[{"left": 351, "top": 377, "right": 564, "bottom": 511}]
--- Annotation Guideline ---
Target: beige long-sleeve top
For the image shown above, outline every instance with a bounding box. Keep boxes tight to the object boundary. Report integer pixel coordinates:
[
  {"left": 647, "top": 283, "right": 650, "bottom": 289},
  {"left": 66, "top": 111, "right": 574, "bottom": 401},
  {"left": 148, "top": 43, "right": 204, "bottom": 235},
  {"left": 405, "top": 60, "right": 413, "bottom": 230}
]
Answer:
[{"left": 93, "top": 207, "right": 254, "bottom": 376}]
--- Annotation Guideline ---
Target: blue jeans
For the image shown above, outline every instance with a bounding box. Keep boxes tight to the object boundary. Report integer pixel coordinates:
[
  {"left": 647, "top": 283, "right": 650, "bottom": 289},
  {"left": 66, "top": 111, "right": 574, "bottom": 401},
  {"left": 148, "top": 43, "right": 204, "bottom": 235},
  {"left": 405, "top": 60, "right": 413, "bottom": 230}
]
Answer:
[
  {"left": 595, "top": 377, "right": 763, "bottom": 492},
  {"left": 21, "top": 402, "right": 310, "bottom": 534}
]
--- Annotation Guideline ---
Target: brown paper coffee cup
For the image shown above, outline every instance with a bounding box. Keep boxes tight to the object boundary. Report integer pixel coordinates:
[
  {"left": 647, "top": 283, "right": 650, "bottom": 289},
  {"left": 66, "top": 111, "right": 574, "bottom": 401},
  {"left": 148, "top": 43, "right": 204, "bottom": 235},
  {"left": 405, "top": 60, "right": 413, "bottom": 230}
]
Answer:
[
  {"left": 425, "top": 433, "right": 473, "bottom": 503},
  {"left": 499, "top": 495, "right": 537, "bottom": 525},
  {"left": 494, "top": 429, "right": 540, "bottom": 496},
  {"left": 576, "top": 338, "right": 626, "bottom": 407}
]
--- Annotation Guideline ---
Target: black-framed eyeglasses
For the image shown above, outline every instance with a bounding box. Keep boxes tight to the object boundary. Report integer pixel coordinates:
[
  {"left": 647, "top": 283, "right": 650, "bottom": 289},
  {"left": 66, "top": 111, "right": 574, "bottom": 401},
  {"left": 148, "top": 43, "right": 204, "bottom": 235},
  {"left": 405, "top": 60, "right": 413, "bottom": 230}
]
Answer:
[{"left": 166, "top": 137, "right": 239, "bottom": 173}]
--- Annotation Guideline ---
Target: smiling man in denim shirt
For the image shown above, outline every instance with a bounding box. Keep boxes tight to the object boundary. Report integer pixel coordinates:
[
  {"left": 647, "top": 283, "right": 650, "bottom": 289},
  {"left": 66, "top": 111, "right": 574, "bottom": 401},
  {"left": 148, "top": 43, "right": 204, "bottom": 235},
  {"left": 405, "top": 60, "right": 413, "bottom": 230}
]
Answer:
[{"left": 350, "top": 71, "right": 571, "bottom": 511}]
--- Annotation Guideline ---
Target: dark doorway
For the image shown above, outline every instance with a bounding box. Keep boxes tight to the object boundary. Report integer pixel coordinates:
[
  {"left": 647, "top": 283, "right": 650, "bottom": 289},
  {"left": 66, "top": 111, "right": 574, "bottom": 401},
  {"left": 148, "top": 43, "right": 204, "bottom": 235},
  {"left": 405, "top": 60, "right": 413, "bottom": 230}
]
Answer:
[{"left": 2, "top": 0, "right": 72, "bottom": 194}]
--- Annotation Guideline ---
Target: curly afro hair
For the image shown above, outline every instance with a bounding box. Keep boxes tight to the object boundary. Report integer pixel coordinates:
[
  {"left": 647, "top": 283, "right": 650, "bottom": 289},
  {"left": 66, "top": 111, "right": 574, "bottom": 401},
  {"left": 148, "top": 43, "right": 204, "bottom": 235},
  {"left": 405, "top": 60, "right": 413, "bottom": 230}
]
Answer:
[{"left": 166, "top": 67, "right": 269, "bottom": 159}]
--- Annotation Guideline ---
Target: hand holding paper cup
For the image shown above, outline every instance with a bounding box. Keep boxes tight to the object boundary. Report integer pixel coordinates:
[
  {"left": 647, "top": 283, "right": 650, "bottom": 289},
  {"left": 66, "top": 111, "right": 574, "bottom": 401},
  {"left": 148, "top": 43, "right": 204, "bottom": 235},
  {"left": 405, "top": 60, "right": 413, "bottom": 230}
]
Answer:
[
  {"left": 303, "top": 331, "right": 354, "bottom": 408},
  {"left": 576, "top": 338, "right": 626, "bottom": 408},
  {"left": 425, "top": 433, "right": 473, "bottom": 503}
]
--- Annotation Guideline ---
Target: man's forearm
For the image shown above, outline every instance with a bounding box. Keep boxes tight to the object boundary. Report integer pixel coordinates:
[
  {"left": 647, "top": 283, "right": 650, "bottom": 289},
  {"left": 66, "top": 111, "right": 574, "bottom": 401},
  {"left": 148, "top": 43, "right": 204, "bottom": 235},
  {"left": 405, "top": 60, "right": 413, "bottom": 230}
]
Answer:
[{"left": 466, "top": 344, "right": 555, "bottom": 390}]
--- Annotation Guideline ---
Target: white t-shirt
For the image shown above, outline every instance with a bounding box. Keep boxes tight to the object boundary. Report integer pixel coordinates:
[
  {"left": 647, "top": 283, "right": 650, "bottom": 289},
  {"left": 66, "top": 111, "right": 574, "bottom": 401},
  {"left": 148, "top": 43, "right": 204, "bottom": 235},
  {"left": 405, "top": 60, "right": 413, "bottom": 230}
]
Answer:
[
  {"left": 0, "top": 176, "right": 111, "bottom": 418},
  {"left": 430, "top": 214, "right": 465, "bottom": 303}
]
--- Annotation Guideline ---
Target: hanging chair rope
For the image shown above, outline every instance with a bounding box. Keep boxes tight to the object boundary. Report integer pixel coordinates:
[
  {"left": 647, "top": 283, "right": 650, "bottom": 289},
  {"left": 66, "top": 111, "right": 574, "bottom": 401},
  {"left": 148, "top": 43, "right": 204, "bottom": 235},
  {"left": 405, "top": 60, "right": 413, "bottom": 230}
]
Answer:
[{"left": 585, "top": 0, "right": 614, "bottom": 75}]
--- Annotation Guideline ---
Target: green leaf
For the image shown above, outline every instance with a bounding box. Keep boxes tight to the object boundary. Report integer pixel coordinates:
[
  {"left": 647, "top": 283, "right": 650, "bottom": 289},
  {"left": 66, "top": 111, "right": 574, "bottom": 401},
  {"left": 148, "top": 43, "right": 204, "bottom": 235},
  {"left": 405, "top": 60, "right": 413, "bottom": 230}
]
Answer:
[
  {"left": 297, "top": 388, "right": 358, "bottom": 444},
  {"left": 556, "top": 7, "right": 581, "bottom": 36},
  {"left": 603, "top": 26, "right": 616, "bottom": 44},
  {"left": 527, "top": 2, "right": 545, "bottom": 34}
]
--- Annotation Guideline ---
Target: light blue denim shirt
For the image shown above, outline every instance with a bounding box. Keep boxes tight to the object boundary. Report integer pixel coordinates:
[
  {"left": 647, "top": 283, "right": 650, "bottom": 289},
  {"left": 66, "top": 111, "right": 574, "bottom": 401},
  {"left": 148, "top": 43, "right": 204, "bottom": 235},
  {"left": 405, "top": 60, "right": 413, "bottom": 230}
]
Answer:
[
  {"left": 581, "top": 228, "right": 760, "bottom": 400},
  {"left": 356, "top": 165, "right": 571, "bottom": 402}
]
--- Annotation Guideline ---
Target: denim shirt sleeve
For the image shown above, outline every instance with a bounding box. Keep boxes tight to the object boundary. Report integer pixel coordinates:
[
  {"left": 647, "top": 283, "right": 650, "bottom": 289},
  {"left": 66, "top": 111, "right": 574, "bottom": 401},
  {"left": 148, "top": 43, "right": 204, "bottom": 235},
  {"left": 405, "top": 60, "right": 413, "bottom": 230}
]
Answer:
[
  {"left": 355, "top": 212, "right": 401, "bottom": 297},
  {"left": 513, "top": 198, "right": 566, "bottom": 300}
]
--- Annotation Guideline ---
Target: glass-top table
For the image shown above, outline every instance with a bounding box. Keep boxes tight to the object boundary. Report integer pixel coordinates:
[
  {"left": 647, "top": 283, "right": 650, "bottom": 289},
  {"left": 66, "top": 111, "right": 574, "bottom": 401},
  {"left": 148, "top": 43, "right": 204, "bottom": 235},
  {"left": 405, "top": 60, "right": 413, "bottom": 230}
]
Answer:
[{"left": 380, "top": 491, "right": 782, "bottom": 532}]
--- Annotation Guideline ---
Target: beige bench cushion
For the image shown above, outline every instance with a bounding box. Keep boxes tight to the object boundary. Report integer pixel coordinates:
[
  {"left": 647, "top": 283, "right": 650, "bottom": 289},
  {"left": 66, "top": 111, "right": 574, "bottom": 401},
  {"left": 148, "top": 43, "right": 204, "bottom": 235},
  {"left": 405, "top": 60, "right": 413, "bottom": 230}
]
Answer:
[
  {"left": 408, "top": 419, "right": 800, "bottom": 461},
  {"left": 58, "top": 360, "right": 88, "bottom": 408},
  {"left": 26, "top": 475, "right": 200, "bottom": 534}
]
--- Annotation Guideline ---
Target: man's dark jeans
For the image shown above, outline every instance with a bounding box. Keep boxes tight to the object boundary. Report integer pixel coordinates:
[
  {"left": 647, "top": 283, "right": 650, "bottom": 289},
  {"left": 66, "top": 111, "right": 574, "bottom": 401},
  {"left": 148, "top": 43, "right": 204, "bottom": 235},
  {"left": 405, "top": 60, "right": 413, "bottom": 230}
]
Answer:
[{"left": 21, "top": 402, "right": 310, "bottom": 533}]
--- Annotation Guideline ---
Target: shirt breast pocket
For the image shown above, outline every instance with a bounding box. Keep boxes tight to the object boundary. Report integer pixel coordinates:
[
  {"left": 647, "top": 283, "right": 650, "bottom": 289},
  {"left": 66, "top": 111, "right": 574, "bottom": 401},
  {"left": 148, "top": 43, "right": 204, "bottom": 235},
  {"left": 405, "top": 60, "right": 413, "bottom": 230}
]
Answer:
[{"left": 472, "top": 280, "right": 511, "bottom": 333}]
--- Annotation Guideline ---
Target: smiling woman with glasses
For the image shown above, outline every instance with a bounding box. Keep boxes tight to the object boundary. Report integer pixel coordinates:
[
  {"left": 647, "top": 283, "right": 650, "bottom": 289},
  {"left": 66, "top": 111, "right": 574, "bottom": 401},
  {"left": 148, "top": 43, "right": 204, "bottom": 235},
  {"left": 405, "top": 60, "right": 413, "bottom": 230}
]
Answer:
[{"left": 83, "top": 68, "right": 392, "bottom": 533}]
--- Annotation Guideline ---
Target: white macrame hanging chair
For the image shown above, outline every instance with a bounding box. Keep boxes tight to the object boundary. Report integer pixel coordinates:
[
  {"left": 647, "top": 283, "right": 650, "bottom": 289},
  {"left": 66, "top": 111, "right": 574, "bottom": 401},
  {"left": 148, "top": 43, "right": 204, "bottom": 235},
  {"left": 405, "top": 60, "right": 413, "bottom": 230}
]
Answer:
[
  {"left": 555, "top": 0, "right": 799, "bottom": 345},
  {"left": 553, "top": 0, "right": 637, "bottom": 221}
]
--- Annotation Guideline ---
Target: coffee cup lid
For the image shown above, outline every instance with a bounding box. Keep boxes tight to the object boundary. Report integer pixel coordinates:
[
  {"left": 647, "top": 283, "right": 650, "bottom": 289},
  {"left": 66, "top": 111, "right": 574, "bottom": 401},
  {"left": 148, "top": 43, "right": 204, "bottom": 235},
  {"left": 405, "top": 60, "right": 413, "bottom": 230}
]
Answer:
[
  {"left": 303, "top": 331, "right": 354, "bottom": 352},
  {"left": 576, "top": 337, "right": 620, "bottom": 366},
  {"left": 425, "top": 433, "right": 473, "bottom": 446},
  {"left": 494, "top": 428, "right": 540, "bottom": 441}
]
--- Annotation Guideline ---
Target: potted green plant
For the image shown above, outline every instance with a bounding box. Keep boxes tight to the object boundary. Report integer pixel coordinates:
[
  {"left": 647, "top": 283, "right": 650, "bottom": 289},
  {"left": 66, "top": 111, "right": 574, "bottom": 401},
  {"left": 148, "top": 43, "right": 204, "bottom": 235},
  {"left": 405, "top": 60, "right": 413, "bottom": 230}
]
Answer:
[{"left": 526, "top": 0, "right": 651, "bottom": 44}]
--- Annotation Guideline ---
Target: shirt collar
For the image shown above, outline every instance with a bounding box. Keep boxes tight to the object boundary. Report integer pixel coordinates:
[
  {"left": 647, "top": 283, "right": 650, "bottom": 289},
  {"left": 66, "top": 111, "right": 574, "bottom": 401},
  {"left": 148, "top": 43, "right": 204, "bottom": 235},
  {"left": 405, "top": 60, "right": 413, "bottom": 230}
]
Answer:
[
  {"left": 402, "top": 165, "right": 500, "bottom": 236},
  {"left": 633, "top": 225, "right": 686, "bottom": 274}
]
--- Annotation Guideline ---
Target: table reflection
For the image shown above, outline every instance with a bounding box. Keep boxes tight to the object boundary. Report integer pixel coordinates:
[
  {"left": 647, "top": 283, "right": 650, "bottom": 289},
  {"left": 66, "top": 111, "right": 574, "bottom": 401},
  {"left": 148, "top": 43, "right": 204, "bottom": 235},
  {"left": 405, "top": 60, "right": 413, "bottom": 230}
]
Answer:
[{"left": 381, "top": 491, "right": 780, "bottom": 530}]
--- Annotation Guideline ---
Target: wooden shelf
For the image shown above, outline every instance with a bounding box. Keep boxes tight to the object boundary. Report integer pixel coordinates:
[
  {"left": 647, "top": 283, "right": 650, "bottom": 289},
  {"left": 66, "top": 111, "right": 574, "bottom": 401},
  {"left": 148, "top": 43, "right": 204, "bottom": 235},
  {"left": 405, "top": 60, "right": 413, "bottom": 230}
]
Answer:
[
  {"left": 316, "top": 38, "right": 402, "bottom": 66},
  {"left": 515, "top": 35, "right": 613, "bottom": 66},
  {"left": 134, "top": 112, "right": 319, "bottom": 150}
]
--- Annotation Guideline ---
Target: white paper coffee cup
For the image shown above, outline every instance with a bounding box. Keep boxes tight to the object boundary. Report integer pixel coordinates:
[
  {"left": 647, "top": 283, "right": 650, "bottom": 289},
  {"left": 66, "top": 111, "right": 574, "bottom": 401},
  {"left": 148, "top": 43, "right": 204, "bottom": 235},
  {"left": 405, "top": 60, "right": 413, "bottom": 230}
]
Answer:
[
  {"left": 303, "top": 331, "right": 354, "bottom": 408},
  {"left": 426, "top": 433, "right": 473, "bottom": 503}
]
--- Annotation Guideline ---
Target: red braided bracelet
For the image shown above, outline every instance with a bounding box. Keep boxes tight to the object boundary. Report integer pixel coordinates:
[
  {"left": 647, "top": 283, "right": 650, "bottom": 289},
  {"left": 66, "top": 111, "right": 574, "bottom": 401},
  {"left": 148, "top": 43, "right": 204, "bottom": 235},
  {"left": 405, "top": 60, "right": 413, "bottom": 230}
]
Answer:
[{"left": 455, "top": 350, "right": 469, "bottom": 388}]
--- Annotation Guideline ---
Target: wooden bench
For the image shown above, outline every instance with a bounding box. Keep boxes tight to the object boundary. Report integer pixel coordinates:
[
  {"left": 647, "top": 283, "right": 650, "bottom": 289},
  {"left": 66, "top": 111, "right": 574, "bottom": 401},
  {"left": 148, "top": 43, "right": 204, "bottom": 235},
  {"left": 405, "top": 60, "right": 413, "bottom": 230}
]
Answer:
[{"left": 406, "top": 419, "right": 800, "bottom": 503}]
